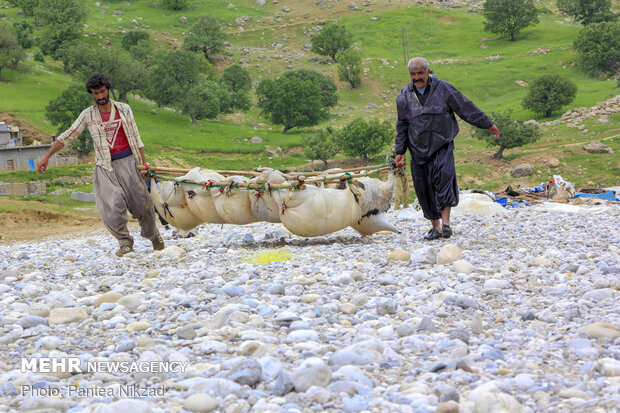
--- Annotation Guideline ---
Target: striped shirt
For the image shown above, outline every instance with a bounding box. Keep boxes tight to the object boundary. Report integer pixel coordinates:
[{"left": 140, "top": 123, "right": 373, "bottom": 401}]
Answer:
[{"left": 57, "top": 100, "right": 144, "bottom": 171}]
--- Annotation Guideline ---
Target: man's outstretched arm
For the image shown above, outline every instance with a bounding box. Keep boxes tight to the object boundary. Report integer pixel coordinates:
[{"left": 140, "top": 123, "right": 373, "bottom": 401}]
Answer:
[{"left": 37, "top": 140, "right": 65, "bottom": 174}]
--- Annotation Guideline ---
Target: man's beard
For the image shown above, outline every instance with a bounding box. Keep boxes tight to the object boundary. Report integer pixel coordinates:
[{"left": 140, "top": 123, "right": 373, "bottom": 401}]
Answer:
[{"left": 96, "top": 96, "right": 110, "bottom": 106}]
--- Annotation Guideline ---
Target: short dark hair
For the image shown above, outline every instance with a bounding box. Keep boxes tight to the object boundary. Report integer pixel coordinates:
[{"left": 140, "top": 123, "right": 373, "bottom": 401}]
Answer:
[{"left": 85, "top": 73, "right": 112, "bottom": 93}]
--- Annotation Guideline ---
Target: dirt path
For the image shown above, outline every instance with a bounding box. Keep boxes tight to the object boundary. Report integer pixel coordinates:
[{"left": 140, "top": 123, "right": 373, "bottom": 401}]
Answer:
[{"left": 0, "top": 198, "right": 105, "bottom": 245}]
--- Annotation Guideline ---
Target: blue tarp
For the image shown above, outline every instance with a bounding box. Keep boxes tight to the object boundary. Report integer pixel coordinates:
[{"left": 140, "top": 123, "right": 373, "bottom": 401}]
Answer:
[
  {"left": 574, "top": 191, "right": 616, "bottom": 201},
  {"left": 495, "top": 198, "right": 530, "bottom": 207}
]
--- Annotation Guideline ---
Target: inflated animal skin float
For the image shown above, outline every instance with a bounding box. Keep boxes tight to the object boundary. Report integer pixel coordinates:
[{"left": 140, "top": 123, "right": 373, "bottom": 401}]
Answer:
[{"left": 139, "top": 164, "right": 399, "bottom": 238}]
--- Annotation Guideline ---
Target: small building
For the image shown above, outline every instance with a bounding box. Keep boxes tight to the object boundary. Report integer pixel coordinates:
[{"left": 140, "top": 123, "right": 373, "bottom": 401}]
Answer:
[
  {"left": 0, "top": 144, "right": 58, "bottom": 172},
  {"left": 0, "top": 122, "right": 23, "bottom": 147}
]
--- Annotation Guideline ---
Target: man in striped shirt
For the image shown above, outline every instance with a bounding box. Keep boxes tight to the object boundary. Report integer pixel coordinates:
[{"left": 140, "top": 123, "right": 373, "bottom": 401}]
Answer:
[{"left": 37, "top": 73, "right": 165, "bottom": 257}]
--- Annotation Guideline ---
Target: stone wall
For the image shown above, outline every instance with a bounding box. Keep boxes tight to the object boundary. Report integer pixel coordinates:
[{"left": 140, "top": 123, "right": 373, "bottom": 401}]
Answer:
[{"left": 0, "top": 181, "right": 47, "bottom": 196}]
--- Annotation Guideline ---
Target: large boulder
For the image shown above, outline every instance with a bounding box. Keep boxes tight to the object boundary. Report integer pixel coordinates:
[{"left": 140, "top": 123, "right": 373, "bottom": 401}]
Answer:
[
  {"left": 510, "top": 164, "right": 533, "bottom": 177},
  {"left": 583, "top": 141, "right": 614, "bottom": 154}
]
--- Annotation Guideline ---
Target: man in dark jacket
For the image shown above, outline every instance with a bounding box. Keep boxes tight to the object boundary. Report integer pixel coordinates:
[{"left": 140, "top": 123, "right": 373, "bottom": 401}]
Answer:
[{"left": 394, "top": 57, "right": 500, "bottom": 240}]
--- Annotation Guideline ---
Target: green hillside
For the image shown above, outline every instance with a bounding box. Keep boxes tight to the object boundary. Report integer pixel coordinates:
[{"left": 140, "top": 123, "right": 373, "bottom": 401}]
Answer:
[{"left": 0, "top": 0, "right": 618, "bottom": 192}]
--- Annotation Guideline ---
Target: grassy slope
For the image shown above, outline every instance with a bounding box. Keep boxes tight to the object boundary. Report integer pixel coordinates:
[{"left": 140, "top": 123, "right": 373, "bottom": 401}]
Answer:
[{"left": 0, "top": 0, "right": 618, "bottom": 193}]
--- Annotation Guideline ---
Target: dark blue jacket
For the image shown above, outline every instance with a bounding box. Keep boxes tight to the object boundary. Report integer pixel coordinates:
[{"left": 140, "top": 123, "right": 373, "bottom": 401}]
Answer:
[{"left": 395, "top": 76, "right": 493, "bottom": 164}]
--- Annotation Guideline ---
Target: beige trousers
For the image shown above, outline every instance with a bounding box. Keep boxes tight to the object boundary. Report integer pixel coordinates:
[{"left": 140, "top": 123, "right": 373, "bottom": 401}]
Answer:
[
  {"left": 394, "top": 174, "right": 409, "bottom": 210},
  {"left": 93, "top": 156, "right": 159, "bottom": 247}
]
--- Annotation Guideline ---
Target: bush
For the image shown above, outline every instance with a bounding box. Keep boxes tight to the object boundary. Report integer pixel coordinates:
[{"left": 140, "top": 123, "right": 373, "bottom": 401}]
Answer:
[
  {"left": 0, "top": 23, "right": 26, "bottom": 81},
  {"left": 337, "top": 48, "right": 362, "bottom": 89},
  {"left": 301, "top": 128, "right": 338, "bottom": 169},
  {"left": 522, "top": 74, "right": 577, "bottom": 117},
  {"left": 557, "top": 0, "right": 617, "bottom": 25},
  {"left": 33, "top": 50, "right": 45, "bottom": 62},
  {"left": 573, "top": 22, "right": 619, "bottom": 76},
  {"left": 222, "top": 64, "right": 252, "bottom": 111},
  {"left": 121, "top": 30, "right": 149, "bottom": 50},
  {"left": 13, "top": 21, "right": 33, "bottom": 49},
  {"left": 335, "top": 118, "right": 394, "bottom": 163},
  {"left": 162, "top": 0, "right": 187, "bottom": 10},
  {"left": 473, "top": 110, "right": 542, "bottom": 158}
]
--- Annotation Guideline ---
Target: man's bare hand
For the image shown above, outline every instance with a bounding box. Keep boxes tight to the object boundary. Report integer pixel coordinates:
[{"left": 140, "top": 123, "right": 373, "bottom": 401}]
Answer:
[
  {"left": 488, "top": 124, "right": 500, "bottom": 138},
  {"left": 37, "top": 157, "right": 49, "bottom": 174},
  {"left": 394, "top": 153, "right": 406, "bottom": 168}
]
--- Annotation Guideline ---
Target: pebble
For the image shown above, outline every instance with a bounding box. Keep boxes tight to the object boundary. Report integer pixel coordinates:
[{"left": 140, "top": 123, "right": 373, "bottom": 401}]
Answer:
[
  {"left": 0, "top": 203, "right": 618, "bottom": 411},
  {"left": 18, "top": 315, "right": 48, "bottom": 329},
  {"left": 387, "top": 250, "right": 410, "bottom": 262},
  {"left": 376, "top": 298, "right": 398, "bottom": 315},
  {"left": 224, "top": 358, "right": 262, "bottom": 385},
  {"left": 28, "top": 302, "right": 51, "bottom": 317},
  {"left": 417, "top": 315, "right": 436, "bottom": 332},
  {"left": 291, "top": 364, "right": 332, "bottom": 392},
  {"left": 437, "top": 244, "right": 462, "bottom": 264},
  {"left": 183, "top": 393, "right": 218, "bottom": 412},
  {"left": 37, "top": 335, "right": 61, "bottom": 350},
  {"left": 473, "top": 391, "right": 523, "bottom": 413},
  {"left": 115, "top": 339, "right": 136, "bottom": 352},
  {"left": 48, "top": 307, "right": 88, "bottom": 325},
  {"left": 126, "top": 321, "right": 151, "bottom": 332},
  {"left": 95, "top": 292, "right": 123, "bottom": 307},
  {"left": 452, "top": 259, "right": 475, "bottom": 274},
  {"left": 176, "top": 326, "right": 197, "bottom": 340}
]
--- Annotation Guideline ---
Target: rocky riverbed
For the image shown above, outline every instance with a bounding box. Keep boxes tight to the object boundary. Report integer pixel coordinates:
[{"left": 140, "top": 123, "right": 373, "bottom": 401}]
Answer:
[{"left": 0, "top": 201, "right": 619, "bottom": 413}]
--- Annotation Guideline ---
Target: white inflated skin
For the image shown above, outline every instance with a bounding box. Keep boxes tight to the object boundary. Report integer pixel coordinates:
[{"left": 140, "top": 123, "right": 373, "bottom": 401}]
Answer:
[
  {"left": 349, "top": 172, "right": 397, "bottom": 236},
  {"left": 350, "top": 213, "right": 398, "bottom": 235},
  {"left": 249, "top": 169, "right": 287, "bottom": 223},
  {"left": 210, "top": 175, "right": 260, "bottom": 225},
  {"left": 151, "top": 180, "right": 204, "bottom": 230},
  {"left": 177, "top": 168, "right": 226, "bottom": 224},
  {"left": 273, "top": 184, "right": 362, "bottom": 237}
]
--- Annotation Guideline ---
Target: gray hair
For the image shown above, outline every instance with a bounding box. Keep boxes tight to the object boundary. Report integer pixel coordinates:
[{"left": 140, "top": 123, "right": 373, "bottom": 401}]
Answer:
[{"left": 408, "top": 57, "right": 429, "bottom": 71}]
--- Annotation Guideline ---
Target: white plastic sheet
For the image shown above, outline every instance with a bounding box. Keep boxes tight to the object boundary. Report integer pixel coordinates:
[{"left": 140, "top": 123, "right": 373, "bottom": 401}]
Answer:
[{"left": 452, "top": 193, "right": 507, "bottom": 216}]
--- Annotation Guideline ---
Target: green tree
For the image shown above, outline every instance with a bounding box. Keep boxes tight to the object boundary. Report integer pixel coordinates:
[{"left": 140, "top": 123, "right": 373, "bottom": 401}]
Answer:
[
  {"left": 12, "top": 21, "right": 33, "bottom": 49},
  {"left": 179, "top": 80, "right": 231, "bottom": 125},
  {"left": 573, "top": 22, "right": 619, "bottom": 76},
  {"left": 337, "top": 48, "right": 362, "bottom": 88},
  {"left": 557, "top": 0, "right": 616, "bottom": 25},
  {"left": 482, "top": 0, "right": 539, "bottom": 41},
  {"left": 146, "top": 49, "right": 222, "bottom": 124},
  {"left": 121, "top": 30, "right": 149, "bottom": 50},
  {"left": 183, "top": 15, "right": 226, "bottom": 62},
  {"left": 473, "top": 111, "right": 542, "bottom": 158},
  {"left": 279, "top": 69, "right": 338, "bottom": 108},
  {"left": 335, "top": 118, "right": 393, "bottom": 163},
  {"left": 56, "top": 41, "right": 89, "bottom": 73},
  {"left": 302, "top": 127, "right": 339, "bottom": 169},
  {"left": 128, "top": 39, "right": 152, "bottom": 64},
  {"left": 257, "top": 77, "right": 328, "bottom": 133},
  {"left": 45, "top": 83, "right": 94, "bottom": 156},
  {"left": 8, "top": 0, "right": 40, "bottom": 17},
  {"left": 59, "top": 46, "right": 147, "bottom": 102},
  {"left": 0, "top": 24, "right": 26, "bottom": 82},
  {"left": 222, "top": 64, "right": 252, "bottom": 111},
  {"left": 522, "top": 74, "right": 577, "bottom": 117},
  {"left": 311, "top": 23, "right": 352, "bottom": 62},
  {"left": 35, "top": 0, "right": 89, "bottom": 58},
  {"left": 162, "top": 0, "right": 187, "bottom": 10}
]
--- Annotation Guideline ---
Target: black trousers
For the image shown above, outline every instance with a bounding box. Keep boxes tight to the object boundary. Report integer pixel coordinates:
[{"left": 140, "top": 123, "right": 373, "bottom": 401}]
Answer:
[{"left": 411, "top": 142, "right": 459, "bottom": 220}]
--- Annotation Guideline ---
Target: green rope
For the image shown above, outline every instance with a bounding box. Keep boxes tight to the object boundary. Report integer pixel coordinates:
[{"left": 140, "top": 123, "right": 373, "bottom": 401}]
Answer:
[
  {"left": 150, "top": 163, "right": 392, "bottom": 191},
  {"left": 336, "top": 172, "right": 354, "bottom": 182},
  {"left": 150, "top": 172, "right": 302, "bottom": 191}
]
